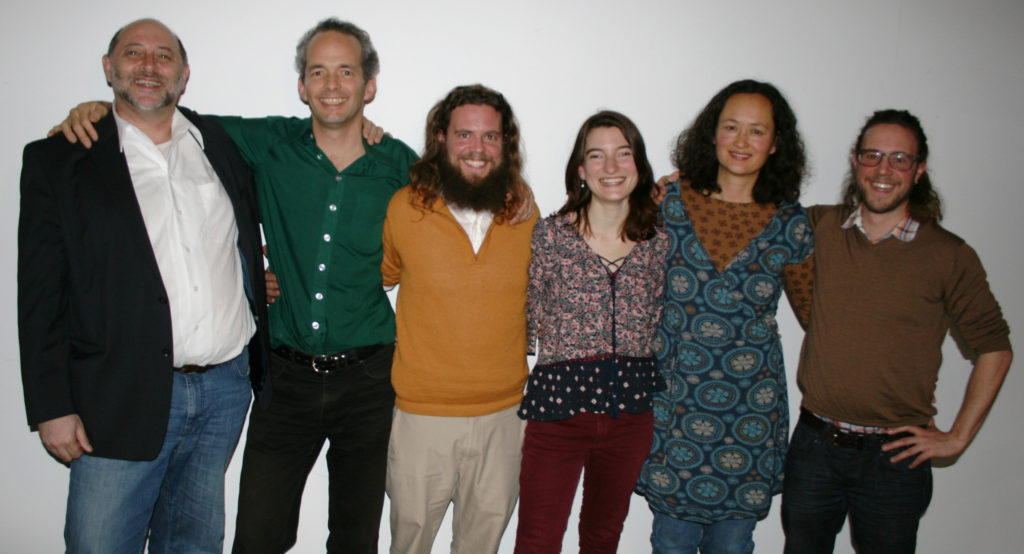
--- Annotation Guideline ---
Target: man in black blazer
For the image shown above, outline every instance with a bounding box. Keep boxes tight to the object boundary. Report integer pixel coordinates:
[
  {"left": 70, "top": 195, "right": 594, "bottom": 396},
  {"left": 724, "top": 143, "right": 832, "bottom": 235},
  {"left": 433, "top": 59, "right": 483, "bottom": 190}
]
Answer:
[{"left": 18, "top": 18, "right": 267, "bottom": 553}]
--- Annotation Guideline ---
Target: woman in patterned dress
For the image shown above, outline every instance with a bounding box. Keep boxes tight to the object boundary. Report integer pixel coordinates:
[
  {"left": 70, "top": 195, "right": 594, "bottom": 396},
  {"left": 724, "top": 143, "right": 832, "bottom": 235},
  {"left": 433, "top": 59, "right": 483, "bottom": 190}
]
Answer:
[
  {"left": 513, "top": 111, "right": 669, "bottom": 553},
  {"left": 635, "top": 80, "right": 814, "bottom": 553}
]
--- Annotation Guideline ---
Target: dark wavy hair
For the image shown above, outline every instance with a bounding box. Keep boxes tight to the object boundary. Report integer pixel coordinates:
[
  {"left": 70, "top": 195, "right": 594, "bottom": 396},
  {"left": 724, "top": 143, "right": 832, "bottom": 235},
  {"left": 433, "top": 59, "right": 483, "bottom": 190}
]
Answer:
[
  {"left": 558, "top": 111, "right": 659, "bottom": 241},
  {"left": 295, "top": 18, "right": 379, "bottom": 83},
  {"left": 842, "top": 109, "right": 942, "bottom": 222},
  {"left": 673, "top": 79, "right": 806, "bottom": 205},
  {"left": 408, "top": 84, "right": 526, "bottom": 223}
]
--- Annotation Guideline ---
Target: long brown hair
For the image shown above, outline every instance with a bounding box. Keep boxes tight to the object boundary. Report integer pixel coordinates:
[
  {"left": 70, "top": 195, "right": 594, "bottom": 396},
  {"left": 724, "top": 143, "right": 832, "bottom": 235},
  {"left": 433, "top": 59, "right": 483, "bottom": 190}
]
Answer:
[
  {"left": 842, "top": 109, "right": 942, "bottom": 222},
  {"left": 558, "top": 110, "right": 659, "bottom": 241},
  {"left": 408, "top": 84, "right": 526, "bottom": 223}
]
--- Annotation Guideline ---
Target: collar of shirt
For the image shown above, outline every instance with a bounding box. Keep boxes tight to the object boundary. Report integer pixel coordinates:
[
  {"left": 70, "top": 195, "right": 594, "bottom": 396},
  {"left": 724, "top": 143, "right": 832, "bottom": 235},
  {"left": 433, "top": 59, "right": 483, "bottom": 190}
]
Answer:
[
  {"left": 842, "top": 205, "right": 920, "bottom": 243},
  {"left": 113, "top": 104, "right": 203, "bottom": 152},
  {"left": 447, "top": 203, "right": 494, "bottom": 254}
]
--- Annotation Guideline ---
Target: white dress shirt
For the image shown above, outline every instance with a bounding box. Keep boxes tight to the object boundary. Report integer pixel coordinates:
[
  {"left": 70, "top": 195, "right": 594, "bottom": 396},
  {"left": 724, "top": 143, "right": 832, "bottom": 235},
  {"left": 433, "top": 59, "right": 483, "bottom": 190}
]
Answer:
[
  {"left": 447, "top": 203, "right": 494, "bottom": 255},
  {"left": 114, "top": 106, "right": 255, "bottom": 366}
]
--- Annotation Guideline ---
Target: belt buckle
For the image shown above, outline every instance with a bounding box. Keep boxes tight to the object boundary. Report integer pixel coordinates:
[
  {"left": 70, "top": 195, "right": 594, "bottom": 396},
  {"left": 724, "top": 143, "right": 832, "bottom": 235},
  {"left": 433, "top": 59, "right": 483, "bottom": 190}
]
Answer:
[
  {"left": 311, "top": 354, "right": 335, "bottom": 374},
  {"left": 828, "top": 427, "right": 843, "bottom": 446},
  {"left": 828, "top": 426, "right": 870, "bottom": 449}
]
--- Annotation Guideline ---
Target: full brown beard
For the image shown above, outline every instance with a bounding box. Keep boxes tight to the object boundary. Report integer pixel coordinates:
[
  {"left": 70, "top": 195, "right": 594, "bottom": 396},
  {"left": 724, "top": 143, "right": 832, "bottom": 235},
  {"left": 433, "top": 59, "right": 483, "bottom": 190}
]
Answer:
[{"left": 437, "top": 154, "right": 514, "bottom": 214}]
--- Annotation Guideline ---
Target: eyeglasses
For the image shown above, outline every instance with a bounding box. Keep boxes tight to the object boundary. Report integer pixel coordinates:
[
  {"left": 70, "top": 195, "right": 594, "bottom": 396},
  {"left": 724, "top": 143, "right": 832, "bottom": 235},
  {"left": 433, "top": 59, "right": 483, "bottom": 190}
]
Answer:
[{"left": 856, "top": 149, "right": 920, "bottom": 171}]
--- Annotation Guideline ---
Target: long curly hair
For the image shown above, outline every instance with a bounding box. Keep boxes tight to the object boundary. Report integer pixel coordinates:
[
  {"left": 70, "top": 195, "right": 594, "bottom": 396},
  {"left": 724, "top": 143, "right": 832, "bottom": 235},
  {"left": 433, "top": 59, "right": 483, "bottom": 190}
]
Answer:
[
  {"left": 408, "top": 84, "right": 526, "bottom": 223},
  {"left": 673, "top": 79, "right": 806, "bottom": 205},
  {"left": 842, "top": 109, "right": 942, "bottom": 222},
  {"left": 558, "top": 110, "right": 659, "bottom": 241}
]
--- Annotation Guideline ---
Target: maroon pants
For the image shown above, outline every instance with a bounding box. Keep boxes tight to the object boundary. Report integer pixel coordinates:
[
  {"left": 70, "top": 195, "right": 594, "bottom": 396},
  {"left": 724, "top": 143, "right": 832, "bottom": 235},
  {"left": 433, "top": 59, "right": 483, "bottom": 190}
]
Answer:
[{"left": 514, "top": 410, "right": 654, "bottom": 554}]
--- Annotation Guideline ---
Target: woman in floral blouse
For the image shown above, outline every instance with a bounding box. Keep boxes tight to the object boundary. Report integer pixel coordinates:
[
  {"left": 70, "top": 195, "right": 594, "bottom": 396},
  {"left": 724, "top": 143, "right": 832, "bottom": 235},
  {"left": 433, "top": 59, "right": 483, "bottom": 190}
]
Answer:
[
  {"left": 513, "top": 111, "right": 669, "bottom": 554},
  {"left": 634, "top": 80, "right": 814, "bottom": 554}
]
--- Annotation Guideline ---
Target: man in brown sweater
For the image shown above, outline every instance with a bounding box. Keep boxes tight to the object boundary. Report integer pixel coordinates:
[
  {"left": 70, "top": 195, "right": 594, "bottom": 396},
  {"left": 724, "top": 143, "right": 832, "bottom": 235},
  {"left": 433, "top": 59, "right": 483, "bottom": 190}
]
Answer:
[
  {"left": 381, "top": 84, "right": 537, "bottom": 554},
  {"left": 782, "top": 110, "right": 1012, "bottom": 554}
]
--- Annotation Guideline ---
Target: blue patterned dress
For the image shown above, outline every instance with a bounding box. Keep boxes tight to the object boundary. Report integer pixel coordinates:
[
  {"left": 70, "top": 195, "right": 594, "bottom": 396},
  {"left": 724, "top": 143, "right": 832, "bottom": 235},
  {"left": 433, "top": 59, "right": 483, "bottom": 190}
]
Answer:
[{"left": 636, "top": 181, "right": 813, "bottom": 523}]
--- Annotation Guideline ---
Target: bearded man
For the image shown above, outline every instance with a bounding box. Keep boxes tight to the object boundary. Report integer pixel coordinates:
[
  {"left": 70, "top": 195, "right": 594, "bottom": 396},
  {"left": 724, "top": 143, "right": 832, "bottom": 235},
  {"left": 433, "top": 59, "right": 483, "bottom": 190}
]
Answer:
[
  {"left": 782, "top": 110, "right": 1012, "bottom": 553},
  {"left": 380, "top": 84, "right": 538, "bottom": 554}
]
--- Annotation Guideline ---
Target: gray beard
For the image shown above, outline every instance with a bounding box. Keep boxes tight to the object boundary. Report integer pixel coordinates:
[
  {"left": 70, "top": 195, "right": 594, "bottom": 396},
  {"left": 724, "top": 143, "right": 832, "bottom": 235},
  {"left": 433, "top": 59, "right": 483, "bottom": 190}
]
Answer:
[{"left": 111, "top": 69, "right": 184, "bottom": 112}]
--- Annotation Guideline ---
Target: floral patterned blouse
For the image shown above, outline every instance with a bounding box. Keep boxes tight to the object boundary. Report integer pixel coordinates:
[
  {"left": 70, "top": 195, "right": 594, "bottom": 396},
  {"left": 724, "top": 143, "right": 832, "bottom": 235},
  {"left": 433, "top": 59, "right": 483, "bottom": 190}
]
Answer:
[{"left": 520, "top": 214, "right": 670, "bottom": 421}]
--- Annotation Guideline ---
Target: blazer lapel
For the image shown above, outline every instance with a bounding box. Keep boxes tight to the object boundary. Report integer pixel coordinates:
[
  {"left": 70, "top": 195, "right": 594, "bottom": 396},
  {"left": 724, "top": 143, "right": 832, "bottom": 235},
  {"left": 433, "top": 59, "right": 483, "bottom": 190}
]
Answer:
[{"left": 85, "top": 113, "right": 166, "bottom": 286}]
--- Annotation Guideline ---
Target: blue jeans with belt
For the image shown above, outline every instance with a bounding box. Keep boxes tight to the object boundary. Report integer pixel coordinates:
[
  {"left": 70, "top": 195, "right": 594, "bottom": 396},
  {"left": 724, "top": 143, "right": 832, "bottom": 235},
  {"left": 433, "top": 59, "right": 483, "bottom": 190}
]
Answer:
[
  {"left": 782, "top": 413, "right": 933, "bottom": 554},
  {"left": 65, "top": 350, "right": 252, "bottom": 553}
]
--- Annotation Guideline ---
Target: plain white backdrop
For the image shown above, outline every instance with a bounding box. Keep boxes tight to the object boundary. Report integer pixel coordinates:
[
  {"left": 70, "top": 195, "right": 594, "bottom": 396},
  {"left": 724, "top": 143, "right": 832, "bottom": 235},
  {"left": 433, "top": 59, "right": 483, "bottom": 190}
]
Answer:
[{"left": 2, "top": 1, "right": 1021, "bottom": 552}]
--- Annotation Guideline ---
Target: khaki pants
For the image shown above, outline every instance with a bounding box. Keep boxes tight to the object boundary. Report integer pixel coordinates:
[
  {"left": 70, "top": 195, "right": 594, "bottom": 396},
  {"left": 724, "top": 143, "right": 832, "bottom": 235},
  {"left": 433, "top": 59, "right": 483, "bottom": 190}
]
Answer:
[{"left": 386, "top": 406, "right": 525, "bottom": 554}]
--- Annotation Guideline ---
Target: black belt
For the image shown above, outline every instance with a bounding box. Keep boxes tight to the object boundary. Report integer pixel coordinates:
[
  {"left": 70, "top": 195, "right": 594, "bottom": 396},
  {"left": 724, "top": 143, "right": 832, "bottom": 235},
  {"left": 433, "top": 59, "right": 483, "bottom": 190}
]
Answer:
[
  {"left": 273, "top": 343, "right": 387, "bottom": 374},
  {"left": 174, "top": 364, "right": 215, "bottom": 374},
  {"left": 798, "top": 408, "right": 911, "bottom": 450}
]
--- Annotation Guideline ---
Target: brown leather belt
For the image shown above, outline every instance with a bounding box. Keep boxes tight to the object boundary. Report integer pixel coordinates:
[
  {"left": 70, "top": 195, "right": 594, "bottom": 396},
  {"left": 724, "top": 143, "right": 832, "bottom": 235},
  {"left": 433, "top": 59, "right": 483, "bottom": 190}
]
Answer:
[{"left": 273, "top": 343, "right": 387, "bottom": 374}]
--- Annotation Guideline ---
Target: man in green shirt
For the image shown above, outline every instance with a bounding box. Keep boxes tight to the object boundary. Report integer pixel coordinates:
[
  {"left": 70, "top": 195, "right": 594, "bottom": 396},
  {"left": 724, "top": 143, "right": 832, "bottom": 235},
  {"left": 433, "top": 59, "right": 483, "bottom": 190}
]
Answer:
[
  {"left": 222, "top": 20, "right": 417, "bottom": 554},
  {"left": 55, "top": 18, "right": 416, "bottom": 554}
]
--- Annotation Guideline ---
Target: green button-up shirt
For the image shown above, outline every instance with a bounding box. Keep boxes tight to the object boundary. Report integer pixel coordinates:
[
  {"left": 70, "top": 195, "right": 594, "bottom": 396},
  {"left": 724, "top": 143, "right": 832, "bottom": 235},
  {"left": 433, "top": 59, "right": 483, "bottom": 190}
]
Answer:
[{"left": 216, "top": 116, "right": 417, "bottom": 354}]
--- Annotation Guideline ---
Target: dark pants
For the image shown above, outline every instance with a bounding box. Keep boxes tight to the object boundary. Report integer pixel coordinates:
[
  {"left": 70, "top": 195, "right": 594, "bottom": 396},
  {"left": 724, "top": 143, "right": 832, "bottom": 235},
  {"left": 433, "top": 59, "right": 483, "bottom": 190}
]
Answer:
[
  {"left": 232, "top": 344, "right": 395, "bottom": 554},
  {"left": 781, "top": 416, "right": 933, "bottom": 554},
  {"left": 514, "top": 411, "right": 654, "bottom": 554}
]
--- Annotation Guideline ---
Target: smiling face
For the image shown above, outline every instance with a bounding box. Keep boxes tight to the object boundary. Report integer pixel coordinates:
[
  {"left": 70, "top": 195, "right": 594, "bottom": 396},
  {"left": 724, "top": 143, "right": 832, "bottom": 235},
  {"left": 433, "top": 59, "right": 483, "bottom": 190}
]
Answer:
[
  {"left": 298, "top": 30, "right": 376, "bottom": 132},
  {"left": 439, "top": 104, "right": 504, "bottom": 183},
  {"left": 102, "top": 19, "right": 189, "bottom": 120},
  {"left": 855, "top": 123, "right": 926, "bottom": 215},
  {"left": 578, "top": 126, "right": 638, "bottom": 206},
  {"left": 714, "top": 93, "right": 776, "bottom": 184}
]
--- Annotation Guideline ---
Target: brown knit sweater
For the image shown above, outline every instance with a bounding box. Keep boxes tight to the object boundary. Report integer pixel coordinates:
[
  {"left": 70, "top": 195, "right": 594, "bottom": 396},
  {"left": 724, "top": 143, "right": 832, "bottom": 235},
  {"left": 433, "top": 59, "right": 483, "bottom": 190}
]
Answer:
[{"left": 797, "top": 205, "right": 1011, "bottom": 427}]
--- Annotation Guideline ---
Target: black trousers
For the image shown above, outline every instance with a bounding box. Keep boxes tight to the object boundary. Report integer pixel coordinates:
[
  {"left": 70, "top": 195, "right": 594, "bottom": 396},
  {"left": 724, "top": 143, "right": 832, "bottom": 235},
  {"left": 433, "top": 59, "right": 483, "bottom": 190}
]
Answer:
[{"left": 232, "top": 343, "right": 395, "bottom": 554}]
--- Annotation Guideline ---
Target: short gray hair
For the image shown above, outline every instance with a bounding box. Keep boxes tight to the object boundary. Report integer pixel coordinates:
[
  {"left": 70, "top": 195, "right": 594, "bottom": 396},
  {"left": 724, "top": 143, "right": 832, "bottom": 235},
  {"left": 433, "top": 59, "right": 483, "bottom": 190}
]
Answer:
[{"left": 295, "top": 18, "right": 378, "bottom": 82}]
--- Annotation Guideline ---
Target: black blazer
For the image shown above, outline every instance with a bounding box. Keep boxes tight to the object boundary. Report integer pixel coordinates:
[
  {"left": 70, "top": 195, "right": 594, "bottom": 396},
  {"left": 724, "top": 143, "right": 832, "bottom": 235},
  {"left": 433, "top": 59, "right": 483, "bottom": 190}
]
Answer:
[{"left": 18, "top": 107, "right": 269, "bottom": 461}]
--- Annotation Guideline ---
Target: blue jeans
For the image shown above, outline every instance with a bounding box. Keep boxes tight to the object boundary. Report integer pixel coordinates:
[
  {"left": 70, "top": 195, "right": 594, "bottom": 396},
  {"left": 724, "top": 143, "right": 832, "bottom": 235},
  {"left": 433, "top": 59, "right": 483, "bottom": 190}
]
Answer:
[
  {"left": 651, "top": 511, "right": 756, "bottom": 554},
  {"left": 65, "top": 350, "right": 252, "bottom": 553},
  {"left": 781, "top": 417, "right": 932, "bottom": 554}
]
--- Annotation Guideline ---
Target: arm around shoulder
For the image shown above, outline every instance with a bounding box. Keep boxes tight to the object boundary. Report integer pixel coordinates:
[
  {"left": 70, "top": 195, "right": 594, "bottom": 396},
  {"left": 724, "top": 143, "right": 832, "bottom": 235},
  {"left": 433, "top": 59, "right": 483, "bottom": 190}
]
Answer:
[{"left": 48, "top": 101, "right": 111, "bottom": 148}]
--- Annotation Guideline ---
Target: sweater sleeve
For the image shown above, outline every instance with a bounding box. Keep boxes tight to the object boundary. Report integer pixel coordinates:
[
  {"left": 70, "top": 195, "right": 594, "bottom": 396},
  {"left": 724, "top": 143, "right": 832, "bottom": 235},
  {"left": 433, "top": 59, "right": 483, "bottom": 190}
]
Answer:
[
  {"left": 783, "top": 253, "right": 815, "bottom": 329},
  {"left": 945, "top": 243, "right": 1011, "bottom": 357},
  {"left": 380, "top": 193, "right": 403, "bottom": 288}
]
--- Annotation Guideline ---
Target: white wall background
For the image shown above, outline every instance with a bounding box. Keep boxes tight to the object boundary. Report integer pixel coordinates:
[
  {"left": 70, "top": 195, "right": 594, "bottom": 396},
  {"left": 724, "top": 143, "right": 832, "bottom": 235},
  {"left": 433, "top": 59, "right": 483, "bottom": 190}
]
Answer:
[{"left": 2, "top": 1, "right": 1021, "bottom": 552}]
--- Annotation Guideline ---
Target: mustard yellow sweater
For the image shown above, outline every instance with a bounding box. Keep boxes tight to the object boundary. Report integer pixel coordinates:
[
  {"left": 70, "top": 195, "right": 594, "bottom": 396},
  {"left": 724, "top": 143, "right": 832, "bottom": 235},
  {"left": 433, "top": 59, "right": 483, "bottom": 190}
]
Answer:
[{"left": 381, "top": 186, "right": 538, "bottom": 416}]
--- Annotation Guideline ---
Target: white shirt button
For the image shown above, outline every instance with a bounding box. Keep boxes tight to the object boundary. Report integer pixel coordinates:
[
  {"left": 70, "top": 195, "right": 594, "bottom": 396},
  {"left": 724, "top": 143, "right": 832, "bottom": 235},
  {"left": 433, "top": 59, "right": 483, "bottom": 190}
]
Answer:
[
  {"left": 318, "top": 263, "right": 326, "bottom": 271},
  {"left": 311, "top": 321, "right": 320, "bottom": 330},
  {"left": 323, "top": 234, "right": 331, "bottom": 242},
  {"left": 314, "top": 292, "right": 324, "bottom": 300}
]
